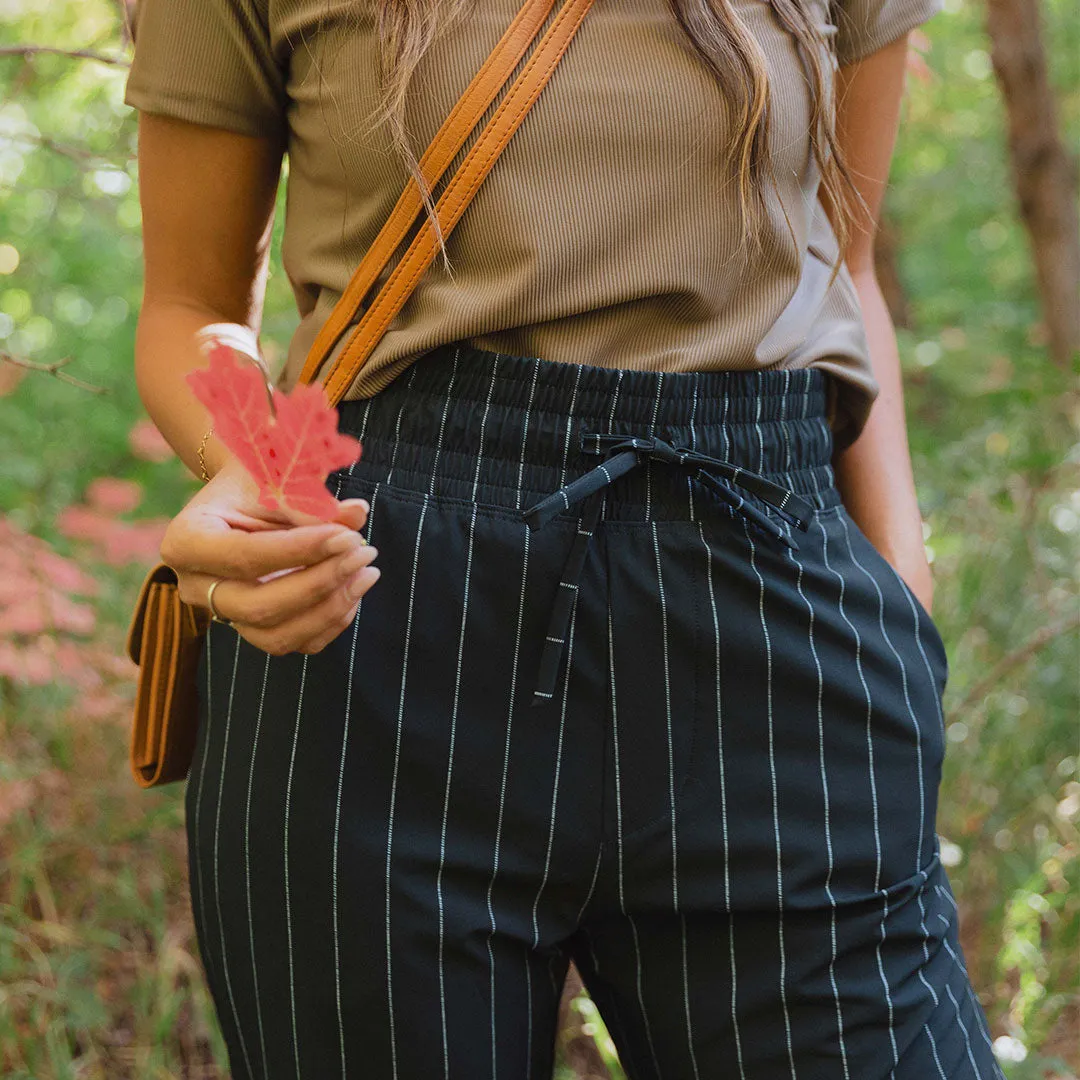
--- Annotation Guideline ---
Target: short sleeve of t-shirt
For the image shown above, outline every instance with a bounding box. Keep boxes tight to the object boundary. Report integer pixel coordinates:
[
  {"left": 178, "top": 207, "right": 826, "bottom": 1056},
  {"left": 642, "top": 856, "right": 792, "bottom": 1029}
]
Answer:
[
  {"left": 830, "top": 0, "right": 944, "bottom": 66},
  {"left": 124, "top": 0, "right": 286, "bottom": 140}
]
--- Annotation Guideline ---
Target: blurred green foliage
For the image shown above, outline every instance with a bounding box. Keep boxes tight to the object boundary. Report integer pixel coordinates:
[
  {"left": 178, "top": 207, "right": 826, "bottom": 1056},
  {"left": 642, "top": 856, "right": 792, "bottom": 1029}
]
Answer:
[{"left": 0, "top": 0, "right": 1077, "bottom": 1076}]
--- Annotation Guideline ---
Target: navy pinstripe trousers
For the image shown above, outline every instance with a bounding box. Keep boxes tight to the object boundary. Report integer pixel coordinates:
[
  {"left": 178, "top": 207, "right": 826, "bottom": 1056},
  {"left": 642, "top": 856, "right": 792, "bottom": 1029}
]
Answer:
[{"left": 189, "top": 343, "right": 1004, "bottom": 1080}]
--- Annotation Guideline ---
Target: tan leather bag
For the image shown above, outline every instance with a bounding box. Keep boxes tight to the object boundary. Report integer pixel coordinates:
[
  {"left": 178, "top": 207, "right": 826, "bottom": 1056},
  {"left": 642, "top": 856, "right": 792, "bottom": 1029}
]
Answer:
[{"left": 126, "top": 0, "right": 596, "bottom": 788}]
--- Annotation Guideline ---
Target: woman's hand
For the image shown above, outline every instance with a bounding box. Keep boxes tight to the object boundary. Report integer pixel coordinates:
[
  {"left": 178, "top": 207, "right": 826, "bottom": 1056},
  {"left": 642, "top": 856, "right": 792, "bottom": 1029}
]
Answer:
[{"left": 161, "top": 457, "right": 380, "bottom": 656}]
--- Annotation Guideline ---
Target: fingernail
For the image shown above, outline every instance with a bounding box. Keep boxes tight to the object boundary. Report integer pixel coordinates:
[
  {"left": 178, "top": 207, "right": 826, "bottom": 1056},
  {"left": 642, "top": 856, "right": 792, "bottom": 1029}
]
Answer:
[
  {"left": 346, "top": 565, "right": 380, "bottom": 599},
  {"left": 341, "top": 546, "right": 377, "bottom": 575},
  {"left": 325, "top": 530, "right": 357, "bottom": 556}
]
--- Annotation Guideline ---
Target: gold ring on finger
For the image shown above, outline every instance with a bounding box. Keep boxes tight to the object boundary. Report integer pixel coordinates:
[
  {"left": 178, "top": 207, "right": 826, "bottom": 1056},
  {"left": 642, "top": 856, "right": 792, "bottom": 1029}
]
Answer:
[{"left": 205, "top": 578, "right": 234, "bottom": 627}]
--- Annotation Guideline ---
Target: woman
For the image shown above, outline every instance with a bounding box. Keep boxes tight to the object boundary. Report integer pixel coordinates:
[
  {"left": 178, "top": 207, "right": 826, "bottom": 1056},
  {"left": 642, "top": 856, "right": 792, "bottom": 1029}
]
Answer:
[{"left": 124, "top": 0, "right": 1004, "bottom": 1076}]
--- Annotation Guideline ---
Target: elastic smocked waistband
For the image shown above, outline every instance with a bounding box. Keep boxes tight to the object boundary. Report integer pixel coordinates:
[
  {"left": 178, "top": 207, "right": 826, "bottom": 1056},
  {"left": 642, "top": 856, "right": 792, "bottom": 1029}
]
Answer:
[
  {"left": 347, "top": 341, "right": 831, "bottom": 421},
  {"left": 334, "top": 342, "right": 843, "bottom": 519}
]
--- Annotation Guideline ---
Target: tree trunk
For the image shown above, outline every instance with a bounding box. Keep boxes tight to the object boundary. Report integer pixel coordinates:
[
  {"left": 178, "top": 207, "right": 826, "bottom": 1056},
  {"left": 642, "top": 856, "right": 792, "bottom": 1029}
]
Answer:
[{"left": 985, "top": 0, "right": 1080, "bottom": 364}]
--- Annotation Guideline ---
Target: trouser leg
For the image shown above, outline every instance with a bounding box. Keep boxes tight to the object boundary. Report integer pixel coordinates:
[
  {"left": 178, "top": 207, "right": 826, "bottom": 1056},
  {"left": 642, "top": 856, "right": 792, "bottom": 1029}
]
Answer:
[
  {"left": 187, "top": 479, "right": 608, "bottom": 1079},
  {"left": 574, "top": 495, "right": 1003, "bottom": 1079}
]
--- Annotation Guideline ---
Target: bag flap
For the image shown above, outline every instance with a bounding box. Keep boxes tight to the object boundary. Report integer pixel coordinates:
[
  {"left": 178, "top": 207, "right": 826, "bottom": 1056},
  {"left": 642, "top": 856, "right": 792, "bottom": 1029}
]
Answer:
[
  {"left": 126, "top": 563, "right": 209, "bottom": 664},
  {"left": 126, "top": 562, "right": 179, "bottom": 665},
  {"left": 132, "top": 584, "right": 169, "bottom": 771}
]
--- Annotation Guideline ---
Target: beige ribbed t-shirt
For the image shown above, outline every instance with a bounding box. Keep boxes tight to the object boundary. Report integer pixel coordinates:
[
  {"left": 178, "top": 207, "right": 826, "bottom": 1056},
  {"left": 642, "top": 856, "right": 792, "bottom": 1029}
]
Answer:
[{"left": 125, "top": 0, "right": 941, "bottom": 450}]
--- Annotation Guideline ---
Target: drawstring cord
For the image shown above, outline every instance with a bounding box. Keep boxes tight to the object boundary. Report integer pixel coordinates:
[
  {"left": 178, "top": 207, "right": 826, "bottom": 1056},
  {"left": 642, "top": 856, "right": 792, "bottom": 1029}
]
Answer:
[{"left": 520, "top": 431, "right": 817, "bottom": 707}]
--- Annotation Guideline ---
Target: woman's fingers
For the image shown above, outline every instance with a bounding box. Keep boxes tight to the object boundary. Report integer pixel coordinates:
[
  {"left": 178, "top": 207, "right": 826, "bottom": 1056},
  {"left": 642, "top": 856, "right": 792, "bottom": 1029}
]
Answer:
[
  {"left": 162, "top": 510, "right": 362, "bottom": 580},
  {"left": 224, "top": 562, "right": 380, "bottom": 656},
  {"left": 158, "top": 453, "right": 378, "bottom": 653},
  {"left": 332, "top": 499, "right": 370, "bottom": 532},
  {"left": 179, "top": 540, "right": 379, "bottom": 631}
]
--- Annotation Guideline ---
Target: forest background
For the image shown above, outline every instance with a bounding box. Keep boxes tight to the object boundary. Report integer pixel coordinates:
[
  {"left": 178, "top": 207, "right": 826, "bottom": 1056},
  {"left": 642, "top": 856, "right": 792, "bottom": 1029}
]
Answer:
[{"left": 0, "top": 0, "right": 1077, "bottom": 1077}]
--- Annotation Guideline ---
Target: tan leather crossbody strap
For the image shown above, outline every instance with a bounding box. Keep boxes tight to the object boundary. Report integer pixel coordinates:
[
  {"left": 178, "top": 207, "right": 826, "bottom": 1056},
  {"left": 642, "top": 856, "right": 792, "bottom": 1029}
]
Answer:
[
  {"left": 298, "top": 0, "right": 559, "bottom": 388},
  {"left": 305, "top": 0, "right": 596, "bottom": 406},
  {"left": 319, "top": 0, "right": 596, "bottom": 406}
]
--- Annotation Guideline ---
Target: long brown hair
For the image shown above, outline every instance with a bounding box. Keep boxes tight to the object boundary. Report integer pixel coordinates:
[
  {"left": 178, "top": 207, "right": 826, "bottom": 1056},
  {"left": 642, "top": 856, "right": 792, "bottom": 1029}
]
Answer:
[{"left": 362, "top": 0, "right": 860, "bottom": 270}]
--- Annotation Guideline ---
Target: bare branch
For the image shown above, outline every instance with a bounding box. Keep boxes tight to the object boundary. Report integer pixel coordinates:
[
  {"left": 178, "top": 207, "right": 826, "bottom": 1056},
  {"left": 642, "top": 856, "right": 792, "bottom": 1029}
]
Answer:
[
  {"left": 949, "top": 612, "right": 1080, "bottom": 718},
  {"left": 0, "top": 45, "right": 130, "bottom": 68},
  {"left": 0, "top": 352, "right": 108, "bottom": 395}
]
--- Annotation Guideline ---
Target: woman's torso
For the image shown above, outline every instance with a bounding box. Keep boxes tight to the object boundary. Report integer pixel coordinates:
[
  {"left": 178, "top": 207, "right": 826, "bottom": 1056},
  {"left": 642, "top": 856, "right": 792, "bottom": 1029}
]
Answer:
[{"left": 126, "top": 0, "right": 895, "bottom": 445}]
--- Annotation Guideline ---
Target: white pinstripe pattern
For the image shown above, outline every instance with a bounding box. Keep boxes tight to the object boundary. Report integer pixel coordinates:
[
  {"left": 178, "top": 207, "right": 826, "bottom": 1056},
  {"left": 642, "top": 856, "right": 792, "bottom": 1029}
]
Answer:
[
  {"left": 331, "top": 481, "right": 380, "bottom": 1080},
  {"left": 923, "top": 1020, "right": 949, "bottom": 1080},
  {"left": 650, "top": 522, "right": 679, "bottom": 910},
  {"left": 460, "top": 356, "right": 496, "bottom": 1071},
  {"left": 784, "top": 536, "right": 851, "bottom": 1078},
  {"left": 558, "top": 364, "right": 584, "bottom": 488},
  {"left": 741, "top": 517, "right": 798, "bottom": 1079},
  {"left": 523, "top": 947, "right": 534, "bottom": 1074},
  {"left": 779, "top": 370, "right": 795, "bottom": 492},
  {"left": 582, "top": 929, "right": 643, "bottom": 1080},
  {"left": 889, "top": 575, "right": 981, "bottom": 1076},
  {"left": 645, "top": 373, "right": 664, "bottom": 518},
  {"left": 754, "top": 391, "right": 766, "bottom": 475},
  {"left": 836, "top": 513, "right": 903, "bottom": 1070},
  {"left": 601, "top": 370, "right": 625, "bottom": 522},
  {"left": 529, "top": 592, "right": 579, "bottom": 954},
  {"left": 485, "top": 523, "right": 531, "bottom": 1080},
  {"left": 471, "top": 355, "right": 501, "bottom": 499},
  {"left": 515, "top": 359, "right": 542, "bottom": 510},
  {"left": 795, "top": 427, "right": 858, "bottom": 1078},
  {"left": 966, "top": 986, "right": 999, "bottom": 1060},
  {"left": 652, "top": 517, "right": 699, "bottom": 1077},
  {"left": 893, "top": 576, "right": 947, "bottom": 768},
  {"left": 934, "top": 891, "right": 997, "bottom": 1074},
  {"left": 284, "top": 653, "right": 311, "bottom": 1078},
  {"left": 345, "top": 399, "right": 374, "bottom": 476},
  {"left": 576, "top": 842, "right": 604, "bottom": 925},
  {"left": 679, "top": 912, "right": 702, "bottom": 1080},
  {"left": 214, "top": 633, "right": 254, "bottom": 1077},
  {"left": 385, "top": 493, "right": 430, "bottom": 1080},
  {"left": 720, "top": 386, "right": 731, "bottom": 458},
  {"left": 243, "top": 370, "right": 999, "bottom": 1079},
  {"left": 510, "top": 369, "right": 544, "bottom": 1075},
  {"left": 843, "top": 510, "right": 963, "bottom": 1080},
  {"left": 385, "top": 367, "right": 418, "bottom": 487},
  {"left": 804, "top": 453, "right": 924, "bottom": 1078},
  {"left": 819, "top": 518, "right": 895, "bottom": 1072},
  {"left": 608, "top": 602, "right": 663, "bottom": 1078},
  {"left": 245, "top": 653, "right": 272, "bottom": 1079},
  {"left": 696, "top": 522, "right": 747, "bottom": 1078},
  {"left": 942, "top": 974, "right": 985, "bottom": 1080},
  {"left": 436, "top": 499, "right": 478, "bottom": 1079},
  {"left": 192, "top": 623, "right": 216, "bottom": 990},
  {"left": 627, "top": 916, "right": 660, "bottom": 1075},
  {"left": 937, "top": 898, "right": 999, "bottom": 1061},
  {"left": 686, "top": 371, "right": 700, "bottom": 519},
  {"left": 582, "top": 923, "right": 603, "bottom": 977},
  {"left": 428, "top": 349, "right": 460, "bottom": 496},
  {"left": 906, "top": 871, "right": 949, "bottom": 1078}
]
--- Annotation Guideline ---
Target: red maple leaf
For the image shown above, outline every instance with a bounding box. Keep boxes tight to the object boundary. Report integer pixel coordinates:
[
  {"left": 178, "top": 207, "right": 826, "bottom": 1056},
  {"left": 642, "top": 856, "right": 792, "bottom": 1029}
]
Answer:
[{"left": 186, "top": 343, "right": 362, "bottom": 521}]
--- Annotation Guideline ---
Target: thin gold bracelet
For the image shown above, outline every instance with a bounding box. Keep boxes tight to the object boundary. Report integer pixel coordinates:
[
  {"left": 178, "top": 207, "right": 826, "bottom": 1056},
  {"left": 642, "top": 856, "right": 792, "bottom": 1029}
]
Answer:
[{"left": 196, "top": 424, "right": 214, "bottom": 483}]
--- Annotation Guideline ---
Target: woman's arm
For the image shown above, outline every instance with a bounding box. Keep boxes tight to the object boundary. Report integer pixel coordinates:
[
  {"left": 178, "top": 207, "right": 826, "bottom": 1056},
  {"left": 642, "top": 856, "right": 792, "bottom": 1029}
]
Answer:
[
  {"left": 134, "top": 113, "right": 281, "bottom": 481},
  {"left": 134, "top": 113, "right": 379, "bottom": 654},
  {"left": 823, "top": 35, "right": 935, "bottom": 612}
]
